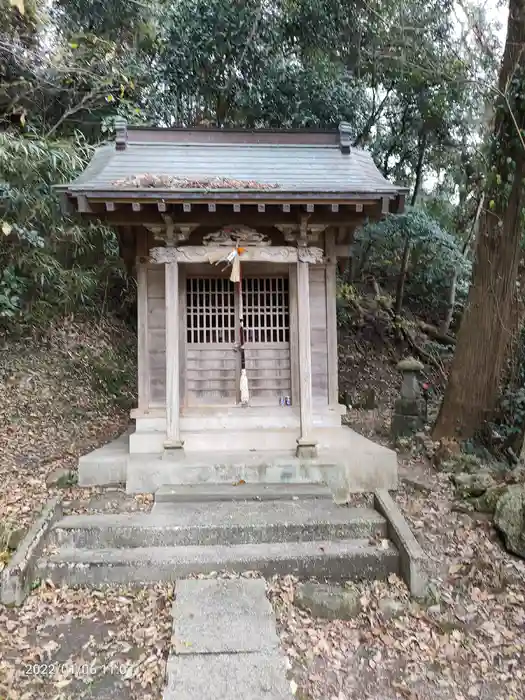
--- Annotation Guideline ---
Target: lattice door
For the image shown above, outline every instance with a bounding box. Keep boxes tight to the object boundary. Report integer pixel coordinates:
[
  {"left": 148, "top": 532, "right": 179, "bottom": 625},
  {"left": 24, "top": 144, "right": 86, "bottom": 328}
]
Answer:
[
  {"left": 185, "top": 277, "right": 238, "bottom": 404},
  {"left": 242, "top": 277, "right": 291, "bottom": 405},
  {"left": 185, "top": 275, "right": 291, "bottom": 406}
]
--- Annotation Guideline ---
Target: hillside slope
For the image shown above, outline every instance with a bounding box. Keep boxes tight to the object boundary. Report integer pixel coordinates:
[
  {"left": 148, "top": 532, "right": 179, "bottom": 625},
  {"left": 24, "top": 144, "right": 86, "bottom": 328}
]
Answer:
[{"left": 0, "top": 317, "right": 136, "bottom": 536}]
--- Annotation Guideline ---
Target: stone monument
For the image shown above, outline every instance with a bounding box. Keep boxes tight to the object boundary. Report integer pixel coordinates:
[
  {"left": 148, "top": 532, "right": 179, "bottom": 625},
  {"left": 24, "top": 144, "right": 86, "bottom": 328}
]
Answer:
[{"left": 391, "top": 356, "right": 425, "bottom": 439}]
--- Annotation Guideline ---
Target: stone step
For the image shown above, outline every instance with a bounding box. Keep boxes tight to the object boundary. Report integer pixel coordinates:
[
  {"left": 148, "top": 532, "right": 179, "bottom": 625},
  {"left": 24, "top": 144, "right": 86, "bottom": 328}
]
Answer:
[
  {"left": 126, "top": 451, "right": 344, "bottom": 494},
  {"left": 132, "top": 407, "right": 343, "bottom": 433},
  {"left": 49, "top": 502, "right": 387, "bottom": 549},
  {"left": 38, "top": 538, "right": 400, "bottom": 586},
  {"left": 155, "top": 482, "right": 333, "bottom": 503}
]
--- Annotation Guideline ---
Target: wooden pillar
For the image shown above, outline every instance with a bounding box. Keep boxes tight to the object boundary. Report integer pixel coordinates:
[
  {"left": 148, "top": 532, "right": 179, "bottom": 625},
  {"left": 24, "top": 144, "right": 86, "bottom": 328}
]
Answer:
[
  {"left": 164, "top": 260, "right": 183, "bottom": 449},
  {"left": 325, "top": 228, "right": 339, "bottom": 407},
  {"left": 136, "top": 230, "right": 150, "bottom": 414},
  {"left": 137, "top": 262, "right": 150, "bottom": 411},
  {"left": 296, "top": 253, "right": 318, "bottom": 458}
]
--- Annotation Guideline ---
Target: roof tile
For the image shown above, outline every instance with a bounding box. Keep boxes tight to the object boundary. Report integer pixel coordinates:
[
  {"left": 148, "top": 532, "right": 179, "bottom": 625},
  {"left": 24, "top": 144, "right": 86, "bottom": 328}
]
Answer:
[{"left": 65, "top": 139, "right": 401, "bottom": 195}]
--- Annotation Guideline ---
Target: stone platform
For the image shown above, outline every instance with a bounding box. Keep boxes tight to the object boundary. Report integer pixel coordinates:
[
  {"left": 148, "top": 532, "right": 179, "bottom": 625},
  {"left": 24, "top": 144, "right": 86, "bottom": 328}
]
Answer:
[{"left": 78, "top": 424, "right": 398, "bottom": 497}]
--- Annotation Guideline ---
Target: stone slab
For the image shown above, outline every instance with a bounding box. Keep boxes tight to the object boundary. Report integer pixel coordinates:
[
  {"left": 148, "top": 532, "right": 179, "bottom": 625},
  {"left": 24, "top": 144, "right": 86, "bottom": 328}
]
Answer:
[
  {"left": 126, "top": 442, "right": 397, "bottom": 497},
  {"left": 78, "top": 432, "right": 129, "bottom": 486},
  {"left": 50, "top": 502, "right": 387, "bottom": 548},
  {"left": 173, "top": 579, "right": 278, "bottom": 654},
  {"left": 373, "top": 489, "right": 428, "bottom": 598},
  {"left": 163, "top": 652, "right": 293, "bottom": 700},
  {"left": 127, "top": 451, "right": 339, "bottom": 495},
  {"left": 39, "top": 538, "right": 399, "bottom": 586},
  {"left": 1, "top": 495, "right": 63, "bottom": 607},
  {"left": 155, "top": 482, "right": 332, "bottom": 503}
]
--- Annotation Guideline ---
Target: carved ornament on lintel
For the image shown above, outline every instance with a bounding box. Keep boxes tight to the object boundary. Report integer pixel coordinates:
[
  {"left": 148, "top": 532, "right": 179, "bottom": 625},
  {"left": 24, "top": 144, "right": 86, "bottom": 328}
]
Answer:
[
  {"left": 203, "top": 226, "right": 270, "bottom": 247},
  {"left": 149, "top": 245, "right": 325, "bottom": 265},
  {"left": 150, "top": 246, "right": 180, "bottom": 264},
  {"left": 297, "top": 246, "right": 324, "bottom": 264}
]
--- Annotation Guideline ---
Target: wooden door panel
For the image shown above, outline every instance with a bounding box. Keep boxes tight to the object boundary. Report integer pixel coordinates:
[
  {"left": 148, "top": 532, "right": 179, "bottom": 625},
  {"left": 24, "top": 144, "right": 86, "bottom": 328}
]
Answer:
[
  {"left": 183, "top": 273, "right": 292, "bottom": 406},
  {"left": 185, "top": 277, "right": 238, "bottom": 405}
]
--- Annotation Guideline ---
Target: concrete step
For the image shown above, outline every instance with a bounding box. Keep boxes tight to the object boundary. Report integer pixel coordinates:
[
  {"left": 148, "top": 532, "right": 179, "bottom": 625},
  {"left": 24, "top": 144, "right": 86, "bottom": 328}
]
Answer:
[
  {"left": 132, "top": 406, "right": 343, "bottom": 433},
  {"left": 126, "top": 450, "right": 345, "bottom": 494},
  {"left": 155, "top": 482, "right": 332, "bottom": 503},
  {"left": 38, "top": 538, "right": 400, "bottom": 586},
  {"left": 49, "top": 502, "right": 387, "bottom": 549}
]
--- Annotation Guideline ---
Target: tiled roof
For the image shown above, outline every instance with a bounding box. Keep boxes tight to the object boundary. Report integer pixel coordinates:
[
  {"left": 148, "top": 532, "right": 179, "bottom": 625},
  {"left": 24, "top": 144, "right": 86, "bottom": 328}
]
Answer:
[{"left": 62, "top": 126, "right": 403, "bottom": 197}]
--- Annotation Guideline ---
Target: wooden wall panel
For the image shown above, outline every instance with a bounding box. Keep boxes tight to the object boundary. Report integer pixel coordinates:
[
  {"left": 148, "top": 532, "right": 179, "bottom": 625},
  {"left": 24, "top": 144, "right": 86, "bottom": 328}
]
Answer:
[
  {"left": 186, "top": 347, "right": 237, "bottom": 404},
  {"left": 309, "top": 266, "right": 328, "bottom": 404},
  {"left": 147, "top": 265, "right": 166, "bottom": 406}
]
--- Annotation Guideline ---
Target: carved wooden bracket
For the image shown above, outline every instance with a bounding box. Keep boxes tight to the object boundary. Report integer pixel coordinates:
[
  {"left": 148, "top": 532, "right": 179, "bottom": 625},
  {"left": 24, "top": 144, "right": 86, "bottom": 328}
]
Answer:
[
  {"left": 146, "top": 216, "right": 198, "bottom": 244},
  {"left": 275, "top": 224, "right": 327, "bottom": 243},
  {"left": 297, "top": 246, "right": 324, "bottom": 264}
]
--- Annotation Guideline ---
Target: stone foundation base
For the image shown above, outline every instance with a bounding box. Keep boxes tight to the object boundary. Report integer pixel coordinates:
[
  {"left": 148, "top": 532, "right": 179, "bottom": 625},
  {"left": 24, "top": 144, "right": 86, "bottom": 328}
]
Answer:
[
  {"left": 296, "top": 439, "right": 319, "bottom": 459},
  {"left": 77, "top": 426, "right": 398, "bottom": 498}
]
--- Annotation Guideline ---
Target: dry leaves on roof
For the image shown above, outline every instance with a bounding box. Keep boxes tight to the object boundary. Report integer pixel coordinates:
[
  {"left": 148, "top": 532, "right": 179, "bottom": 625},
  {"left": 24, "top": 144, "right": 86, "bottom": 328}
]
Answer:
[{"left": 111, "top": 174, "right": 281, "bottom": 189}]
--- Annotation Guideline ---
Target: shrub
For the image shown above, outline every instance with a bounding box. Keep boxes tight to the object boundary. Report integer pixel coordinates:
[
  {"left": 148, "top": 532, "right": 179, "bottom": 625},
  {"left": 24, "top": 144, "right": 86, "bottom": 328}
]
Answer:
[
  {"left": 0, "top": 132, "right": 129, "bottom": 330},
  {"left": 351, "top": 209, "right": 470, "bottom": 321}
]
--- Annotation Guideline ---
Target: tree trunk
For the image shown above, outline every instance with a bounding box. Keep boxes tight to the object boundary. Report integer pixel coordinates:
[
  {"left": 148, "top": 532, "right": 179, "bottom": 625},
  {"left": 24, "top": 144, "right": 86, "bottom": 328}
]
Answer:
[
  {"left": 410, "top": 132, "right": 427, "bottom": 207},
  {"left": 394, "top": 234, "right": 411, "bottom": 317},
  {"left": 461, "top": 194, "right": 484, "bottom": 257},
  {"left": 433, "top": 0, "right": 525, "bottom": 440},
  {"left": 439, "top": 267, "right": 457, "bottom": 334}
]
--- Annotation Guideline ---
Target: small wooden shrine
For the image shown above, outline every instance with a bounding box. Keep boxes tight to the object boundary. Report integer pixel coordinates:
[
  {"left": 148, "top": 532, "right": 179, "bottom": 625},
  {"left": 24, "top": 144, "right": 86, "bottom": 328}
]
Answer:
[{"left": 58, "top": 120, "right": 406, "bottom": 492}]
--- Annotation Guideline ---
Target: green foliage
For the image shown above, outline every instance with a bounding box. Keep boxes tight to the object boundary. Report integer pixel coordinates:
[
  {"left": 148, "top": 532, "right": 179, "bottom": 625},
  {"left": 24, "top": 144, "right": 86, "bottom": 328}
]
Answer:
[
  {"left": 352, "top": 209, "right": 470, "bottom": 318},
  {"left": 494, "top": 328, "right": 525, "bottom": 444},
  {"left": 0, "top": 0, "right": 505, "bottom": 339},
  {"left": 0, "top": 132, "right": 127, "bottom": 327}
]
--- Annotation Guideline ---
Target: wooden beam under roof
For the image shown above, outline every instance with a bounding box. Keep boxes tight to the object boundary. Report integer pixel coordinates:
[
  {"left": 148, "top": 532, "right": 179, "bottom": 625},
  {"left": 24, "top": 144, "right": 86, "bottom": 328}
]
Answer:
[
  {"left": 77, "top": 195, "right": 92, "bottom": 213},
  {"left": 84, "top": 210, "right": 367, "bottom": 229}
]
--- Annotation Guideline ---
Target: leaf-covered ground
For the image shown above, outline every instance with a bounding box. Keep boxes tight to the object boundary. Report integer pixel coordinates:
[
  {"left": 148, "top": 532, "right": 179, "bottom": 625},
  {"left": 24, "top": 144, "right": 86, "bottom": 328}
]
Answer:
[
  {"left": 0, "top": 318, "right": 174, "bottom": 700},
  {"left": 0, "top": 317, "right": 136, "bottom": 539},
  {"left": 0, "top": 583, "right": 173, "bottom": 700},
  {"left": 270, "top": 457, "right": 525, "bottom": 700},
  {"left": 2, "top": 316, "right": 525, "bottom": 699}
]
